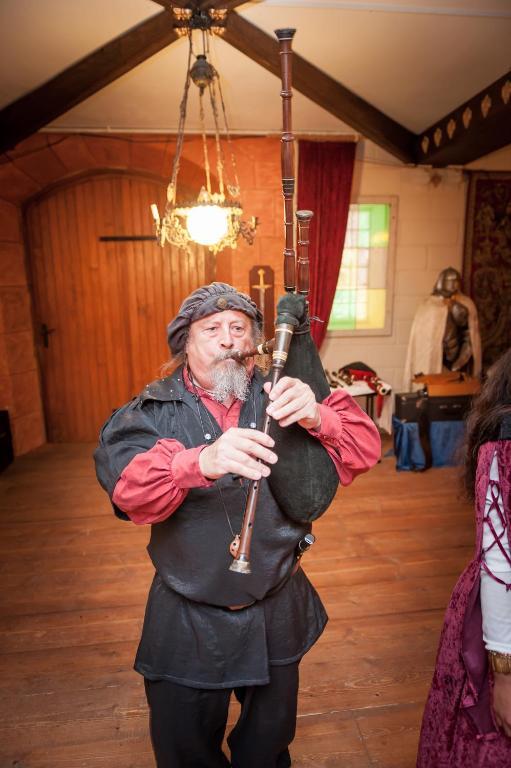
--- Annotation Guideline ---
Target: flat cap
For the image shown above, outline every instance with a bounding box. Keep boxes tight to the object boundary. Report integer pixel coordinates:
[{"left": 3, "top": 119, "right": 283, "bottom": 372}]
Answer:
[{"left": 167, "top": 282, "right": 263, "bottom": 355}]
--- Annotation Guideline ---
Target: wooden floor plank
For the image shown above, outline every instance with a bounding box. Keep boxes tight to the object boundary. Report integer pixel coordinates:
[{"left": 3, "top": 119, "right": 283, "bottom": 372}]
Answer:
[{"left": 0, "top": 442, "right": 473, "bottom": 766}]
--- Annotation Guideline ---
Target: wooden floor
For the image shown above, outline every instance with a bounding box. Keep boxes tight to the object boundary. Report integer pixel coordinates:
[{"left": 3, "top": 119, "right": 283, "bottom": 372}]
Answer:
[{"left": 0, "top": 442, "right": 474, "bottom": 768}]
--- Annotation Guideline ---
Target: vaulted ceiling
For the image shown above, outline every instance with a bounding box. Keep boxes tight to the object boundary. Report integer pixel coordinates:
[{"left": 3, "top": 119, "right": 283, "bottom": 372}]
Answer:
[{"left": 0, "top": 0, "right": 510, "bottom": 166}]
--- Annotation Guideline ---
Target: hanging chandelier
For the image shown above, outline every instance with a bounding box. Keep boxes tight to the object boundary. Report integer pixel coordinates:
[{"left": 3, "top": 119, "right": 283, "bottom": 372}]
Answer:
[{"left": 151, "top": 8, "right": 258, "bottom": 255}]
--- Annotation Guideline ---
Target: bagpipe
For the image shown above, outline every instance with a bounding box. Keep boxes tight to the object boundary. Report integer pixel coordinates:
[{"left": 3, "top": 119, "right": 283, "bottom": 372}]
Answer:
[{"left": 229, "top": 28, "right": 339, "bottom": 575}]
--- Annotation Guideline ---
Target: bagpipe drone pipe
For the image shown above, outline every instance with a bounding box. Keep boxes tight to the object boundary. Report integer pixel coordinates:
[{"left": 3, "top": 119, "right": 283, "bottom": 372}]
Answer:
[
  {"left": 264, "top": 28, "right": 338, "bottom": 525},
  {"left": 229, "top": 28, "right": 339, "bottom": 575}
]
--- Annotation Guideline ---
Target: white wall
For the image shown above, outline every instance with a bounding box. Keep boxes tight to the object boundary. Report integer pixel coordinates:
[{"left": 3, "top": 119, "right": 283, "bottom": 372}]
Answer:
[{"left": 320, "top": 143, "right": 511, "bottom": 396}]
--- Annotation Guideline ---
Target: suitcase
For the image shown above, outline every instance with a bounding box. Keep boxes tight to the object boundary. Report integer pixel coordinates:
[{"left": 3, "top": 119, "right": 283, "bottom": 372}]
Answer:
[
  {"left": 428, "top": 395, "right": 473, "bottom": 422},
  {"left": 394, "top": 391, "right": 428, "bottom": 422}
]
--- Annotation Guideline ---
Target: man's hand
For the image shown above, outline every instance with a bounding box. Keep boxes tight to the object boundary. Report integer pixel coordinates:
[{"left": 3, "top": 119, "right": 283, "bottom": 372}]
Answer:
[
  {"left": 199, "top": 428, "right": 278, "bottom": 481},
  {"left": 493, "top": 672, "right": 511, "bottom": 738},
  {"left": 264, "top": 377, "right": 321, "bottom": 431}
]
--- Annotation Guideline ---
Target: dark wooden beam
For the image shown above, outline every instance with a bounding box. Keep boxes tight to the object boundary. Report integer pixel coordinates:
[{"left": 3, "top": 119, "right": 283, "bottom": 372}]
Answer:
[
  {"left": 223, "top": 12, "right": 416, "bottom": 164},
  {"left": 416, "top": 71, "right": 511, "bottom": 166},
  {"left": 197, "top": 0, "right": 252, "bottom": 9},
  {"left": 0, "top": 11, "right": 179, "bottom": 155},
  {"left": 151, "top": 1, "right": 250, "bottom": 15}
]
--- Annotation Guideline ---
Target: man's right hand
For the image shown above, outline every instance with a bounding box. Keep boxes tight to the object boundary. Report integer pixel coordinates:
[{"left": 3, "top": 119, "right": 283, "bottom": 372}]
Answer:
[{"left": 199, "top": 428, "right": 278, "bottom": 481}]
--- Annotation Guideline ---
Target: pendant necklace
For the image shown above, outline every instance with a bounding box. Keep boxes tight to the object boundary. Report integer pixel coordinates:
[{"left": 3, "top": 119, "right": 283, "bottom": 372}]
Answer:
[{"left": 188, "top": 368, "right": 256, "bottom": 558}]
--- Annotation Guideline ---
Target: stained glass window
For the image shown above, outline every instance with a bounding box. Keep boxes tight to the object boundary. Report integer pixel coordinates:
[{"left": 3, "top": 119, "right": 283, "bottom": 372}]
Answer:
[{"left": 328, "top": 202, "right": 392, "bottom": 333}]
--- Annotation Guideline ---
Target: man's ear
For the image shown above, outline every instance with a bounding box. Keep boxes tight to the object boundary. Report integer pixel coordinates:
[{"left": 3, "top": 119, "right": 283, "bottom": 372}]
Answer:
[{"left": 183, "top": 328, "right": 190, "bottom": 355}]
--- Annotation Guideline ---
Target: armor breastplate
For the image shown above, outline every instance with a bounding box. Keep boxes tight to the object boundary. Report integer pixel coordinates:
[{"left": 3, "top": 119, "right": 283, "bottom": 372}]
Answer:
[{"left": 442, "top": 298, "right": 471, "bottom": 370}]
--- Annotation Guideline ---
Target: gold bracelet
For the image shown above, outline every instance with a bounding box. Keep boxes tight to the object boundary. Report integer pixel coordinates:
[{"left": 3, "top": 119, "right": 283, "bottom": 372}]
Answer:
[{"left": 488, "top": 651, "right": 511, "bottom": 674}]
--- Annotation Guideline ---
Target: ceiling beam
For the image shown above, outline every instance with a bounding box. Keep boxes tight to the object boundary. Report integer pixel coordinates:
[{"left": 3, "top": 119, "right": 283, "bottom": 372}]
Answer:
[
  {"left": 151, "top": 1, "right": 251, "bottom": 14},
  {"left": 197, "top": 0, "right": 253, "bottom": 9},
  {"left": 0, "top": 11, "right": 179, "bottom": 155},
  {"left": 222, "top": 11, "right": 416, "bottom": 163},
  {"left": 416, "top": 71, "right": 511, "bottom": 166}
]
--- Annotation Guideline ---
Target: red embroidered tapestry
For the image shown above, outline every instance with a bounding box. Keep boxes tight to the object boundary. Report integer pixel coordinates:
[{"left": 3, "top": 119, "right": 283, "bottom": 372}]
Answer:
[{"left": 463, "top": 171, "right": 511, "bottom": 369}]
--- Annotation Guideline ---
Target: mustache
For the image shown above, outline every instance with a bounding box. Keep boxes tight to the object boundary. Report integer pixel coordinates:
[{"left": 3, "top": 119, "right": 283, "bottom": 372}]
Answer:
[{"left": 213, "top": 350, "right": 248, "bottom": 364}]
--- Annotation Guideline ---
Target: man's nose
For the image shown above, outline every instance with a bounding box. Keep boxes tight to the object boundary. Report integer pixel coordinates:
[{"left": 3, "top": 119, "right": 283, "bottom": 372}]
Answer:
[{"left": 219, "top": 328, "right": 234, "bottom": 347}]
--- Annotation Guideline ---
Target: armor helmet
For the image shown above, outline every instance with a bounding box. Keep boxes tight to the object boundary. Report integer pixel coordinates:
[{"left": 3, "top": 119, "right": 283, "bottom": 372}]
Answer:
[{"left": 432, "top": 267, "right": 462, "bottom": 298}]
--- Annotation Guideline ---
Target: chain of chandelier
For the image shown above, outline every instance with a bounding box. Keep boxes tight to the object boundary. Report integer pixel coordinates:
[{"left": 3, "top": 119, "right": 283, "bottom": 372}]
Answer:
[{"left": 151, "top": 7, "right": 258, "bottom": 254}]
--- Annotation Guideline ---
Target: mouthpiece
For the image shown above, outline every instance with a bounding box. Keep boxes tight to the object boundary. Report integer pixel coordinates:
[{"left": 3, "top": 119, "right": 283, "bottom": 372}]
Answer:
[{"left": 231, "top": 339, "right": 274, "bottom": 361}]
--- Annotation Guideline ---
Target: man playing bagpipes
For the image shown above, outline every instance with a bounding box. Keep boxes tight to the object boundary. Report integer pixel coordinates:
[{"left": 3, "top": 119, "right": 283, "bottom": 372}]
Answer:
[
  {"left": 94, "top": 280, "right": 379, "bottom": 768},
  {"left": 94, "top": 26, "right": 380, "bottom": 768}
]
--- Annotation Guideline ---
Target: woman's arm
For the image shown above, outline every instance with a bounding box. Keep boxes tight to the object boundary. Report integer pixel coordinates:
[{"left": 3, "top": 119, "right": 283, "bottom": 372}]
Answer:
[{"left": 480, "top": 449, "right": 511, "bottom": 736}]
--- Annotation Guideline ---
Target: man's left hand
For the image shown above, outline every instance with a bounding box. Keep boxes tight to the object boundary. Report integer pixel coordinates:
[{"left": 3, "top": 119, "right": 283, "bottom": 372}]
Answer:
[{"left": 264, "top": 377, "right": 321, "bottom": 431}]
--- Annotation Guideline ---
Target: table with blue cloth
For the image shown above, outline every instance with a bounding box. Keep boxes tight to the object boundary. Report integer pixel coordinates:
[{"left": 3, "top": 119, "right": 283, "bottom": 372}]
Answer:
[{"left": 392, "top": 416, "right": 465, "bottom": 471}]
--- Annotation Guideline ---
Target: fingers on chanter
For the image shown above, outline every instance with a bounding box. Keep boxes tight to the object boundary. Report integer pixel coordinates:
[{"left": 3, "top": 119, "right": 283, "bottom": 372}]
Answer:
[
  {"left": 235, "top": 427, "right": 274, "bottom": 447},
  {"left": 238, "top": 437, "right": 277, "bottom": 464},
  {"left": 231, "top": 454, "right": 270, "bottom": 480},
  {"left": 266, "top": 376, "right": 294, "bottom": 400}
]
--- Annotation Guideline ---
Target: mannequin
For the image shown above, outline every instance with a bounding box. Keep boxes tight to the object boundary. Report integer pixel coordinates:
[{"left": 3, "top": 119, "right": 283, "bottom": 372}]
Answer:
[{"left": 403, "top": 267, "right": 482, "bottom": 390}]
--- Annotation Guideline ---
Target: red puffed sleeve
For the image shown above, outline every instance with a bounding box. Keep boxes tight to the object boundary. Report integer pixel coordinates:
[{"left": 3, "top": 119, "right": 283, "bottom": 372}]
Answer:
[
  {"left": 308, "top": 390, "right": 381, "bottom": 486},
  {"left": 112, "top": 439, "right": 213, "bottom": 525}
]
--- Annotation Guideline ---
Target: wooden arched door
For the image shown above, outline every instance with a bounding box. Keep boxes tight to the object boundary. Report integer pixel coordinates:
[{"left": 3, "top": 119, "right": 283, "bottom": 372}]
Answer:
[{"left": 25, "top": 172, "right": 214, "bottom": 441}]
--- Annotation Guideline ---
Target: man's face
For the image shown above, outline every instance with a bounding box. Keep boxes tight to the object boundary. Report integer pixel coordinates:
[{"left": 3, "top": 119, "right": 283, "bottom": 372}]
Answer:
[{"left": 186, "top": 309, "right": 256, "bottom": 393}]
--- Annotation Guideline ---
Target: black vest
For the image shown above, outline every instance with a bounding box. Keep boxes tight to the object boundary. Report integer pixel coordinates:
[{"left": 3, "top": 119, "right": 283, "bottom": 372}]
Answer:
[{"left": 144, "top": 368, "right": 310, "bottom": 607}]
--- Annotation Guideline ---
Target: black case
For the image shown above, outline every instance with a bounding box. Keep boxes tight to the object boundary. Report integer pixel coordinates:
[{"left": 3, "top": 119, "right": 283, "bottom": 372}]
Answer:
[
  {"left": 395, "top": 392, "right": 472, "bottom": 423},
  {"left": 394, "top": 391, "right": 427, "bottom": 422},
  {"left": 428, "top": 395, "right": 472, "bottom": 422}
]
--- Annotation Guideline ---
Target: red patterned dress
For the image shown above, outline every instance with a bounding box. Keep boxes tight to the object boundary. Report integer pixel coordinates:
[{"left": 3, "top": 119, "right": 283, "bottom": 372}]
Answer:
[{"left": 417, "top": 438, "right": 511, "bottom": 767}]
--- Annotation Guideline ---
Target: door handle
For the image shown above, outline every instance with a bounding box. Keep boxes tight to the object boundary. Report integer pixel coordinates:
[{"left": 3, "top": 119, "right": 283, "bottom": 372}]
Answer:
[{"left": 40, "top": 323, "right": 56, "bottom": 348}]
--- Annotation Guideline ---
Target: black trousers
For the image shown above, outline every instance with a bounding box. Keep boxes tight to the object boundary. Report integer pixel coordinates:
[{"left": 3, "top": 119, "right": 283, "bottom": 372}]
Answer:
[{"left": 144, "top": 663, "right": 299, "bottom": 768}]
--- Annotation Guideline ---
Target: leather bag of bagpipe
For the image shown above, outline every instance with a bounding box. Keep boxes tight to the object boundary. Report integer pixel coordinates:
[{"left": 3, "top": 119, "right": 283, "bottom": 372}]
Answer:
[
  {"left": 261, "top": 28, "right": 339, "bottom": 524},
  {"left": 267, "top": 296, "right": 339, "bottom": 524}
]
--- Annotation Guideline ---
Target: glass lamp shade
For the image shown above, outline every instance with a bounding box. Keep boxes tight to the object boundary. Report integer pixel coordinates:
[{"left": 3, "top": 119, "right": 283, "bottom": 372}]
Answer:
[{"left": 186, "top": 204, "right": 230, "bottom": 246}]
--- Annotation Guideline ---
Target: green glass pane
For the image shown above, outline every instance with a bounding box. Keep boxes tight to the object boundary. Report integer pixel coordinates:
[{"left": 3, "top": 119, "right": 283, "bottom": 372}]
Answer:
[
  {"left": 361, "top": 203, "right": 390, "bottom": 247},
  {"left": 357, "top": 230, "right": 370, "bottom": 247},
  {"left": 329, "top": 317, "right": 356, "bottom": 330},
  {"left": 358, "top": 211, "right": 370, "bottom": 229},
  {"left": 333, "top": 203, "right": 391, "bottom": 331}
]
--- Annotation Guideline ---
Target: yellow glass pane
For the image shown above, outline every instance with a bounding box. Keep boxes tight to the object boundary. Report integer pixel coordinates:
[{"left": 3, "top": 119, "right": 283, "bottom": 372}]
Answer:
[{"left": 356, "top": 289, "right": 386, "bottom": 329}]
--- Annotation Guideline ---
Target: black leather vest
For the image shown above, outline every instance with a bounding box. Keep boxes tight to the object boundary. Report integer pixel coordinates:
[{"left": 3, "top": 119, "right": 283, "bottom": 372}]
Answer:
[{"left": 144, "top": 368, "right": 310, "bottom": 607}]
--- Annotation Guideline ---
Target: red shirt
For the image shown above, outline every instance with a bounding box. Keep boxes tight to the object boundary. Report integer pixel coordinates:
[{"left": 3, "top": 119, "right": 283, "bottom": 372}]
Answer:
[{"left": 113, "top": 376, "right": 381, "bottom": 525}]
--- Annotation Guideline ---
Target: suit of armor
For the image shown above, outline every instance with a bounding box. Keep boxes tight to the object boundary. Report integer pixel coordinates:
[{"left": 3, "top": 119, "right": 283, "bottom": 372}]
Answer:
[{"left": 433, "top": 267, "right": 474, "bottom": 373}]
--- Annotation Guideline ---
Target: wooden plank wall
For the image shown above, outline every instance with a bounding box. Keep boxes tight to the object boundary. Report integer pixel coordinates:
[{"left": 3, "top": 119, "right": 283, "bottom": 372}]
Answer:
[{"left": 25, "top": 173, "right": 214, "bottom": 442}]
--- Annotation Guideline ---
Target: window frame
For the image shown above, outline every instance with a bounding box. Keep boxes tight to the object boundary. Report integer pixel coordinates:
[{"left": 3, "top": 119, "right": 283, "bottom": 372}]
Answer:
[{"left": 326, "top": 195, "right": 397, "bottom": 338}]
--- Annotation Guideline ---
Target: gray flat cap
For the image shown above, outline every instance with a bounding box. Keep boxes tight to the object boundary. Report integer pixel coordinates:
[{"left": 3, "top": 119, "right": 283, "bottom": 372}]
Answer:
[{"left": 167, "top": 282, "right": 263, "bottom": 355}]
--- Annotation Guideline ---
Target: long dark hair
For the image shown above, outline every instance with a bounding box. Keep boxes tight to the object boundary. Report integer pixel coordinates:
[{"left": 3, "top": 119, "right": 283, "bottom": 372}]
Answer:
[{"left": 463, "top": 347, "right": 511, "bottom": 500}]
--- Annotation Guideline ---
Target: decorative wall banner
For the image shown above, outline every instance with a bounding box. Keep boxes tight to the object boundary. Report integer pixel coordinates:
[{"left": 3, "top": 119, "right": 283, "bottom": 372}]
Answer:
[
  {"left": 463, "top": 171, "right": 511, "bottom": 370},
  {"left": 249, "top": 265, "right": 274, "bottom": 343}
]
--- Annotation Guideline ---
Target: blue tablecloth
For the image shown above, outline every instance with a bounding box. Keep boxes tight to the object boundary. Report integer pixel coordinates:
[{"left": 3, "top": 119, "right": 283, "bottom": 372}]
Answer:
[{"left": 392, "top": 416, "right": 465, "bottom": 471}]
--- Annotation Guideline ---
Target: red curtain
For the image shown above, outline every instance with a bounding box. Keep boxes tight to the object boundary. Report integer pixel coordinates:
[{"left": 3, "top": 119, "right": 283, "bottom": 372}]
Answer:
[{"left": 297, "top": 141, "right": 356, "bottom": 348}]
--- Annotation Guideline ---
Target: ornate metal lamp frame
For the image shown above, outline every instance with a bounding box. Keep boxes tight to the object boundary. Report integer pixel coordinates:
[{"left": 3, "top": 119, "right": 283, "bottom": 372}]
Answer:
[{"left": 151, "top": 7, "right": 258, "bottom": 254}]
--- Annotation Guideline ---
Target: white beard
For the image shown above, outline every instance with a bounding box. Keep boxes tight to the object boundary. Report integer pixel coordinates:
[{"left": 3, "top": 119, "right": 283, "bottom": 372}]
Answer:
[{"left": 210, "top": 353, "right": 250, "bottom": 402}]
